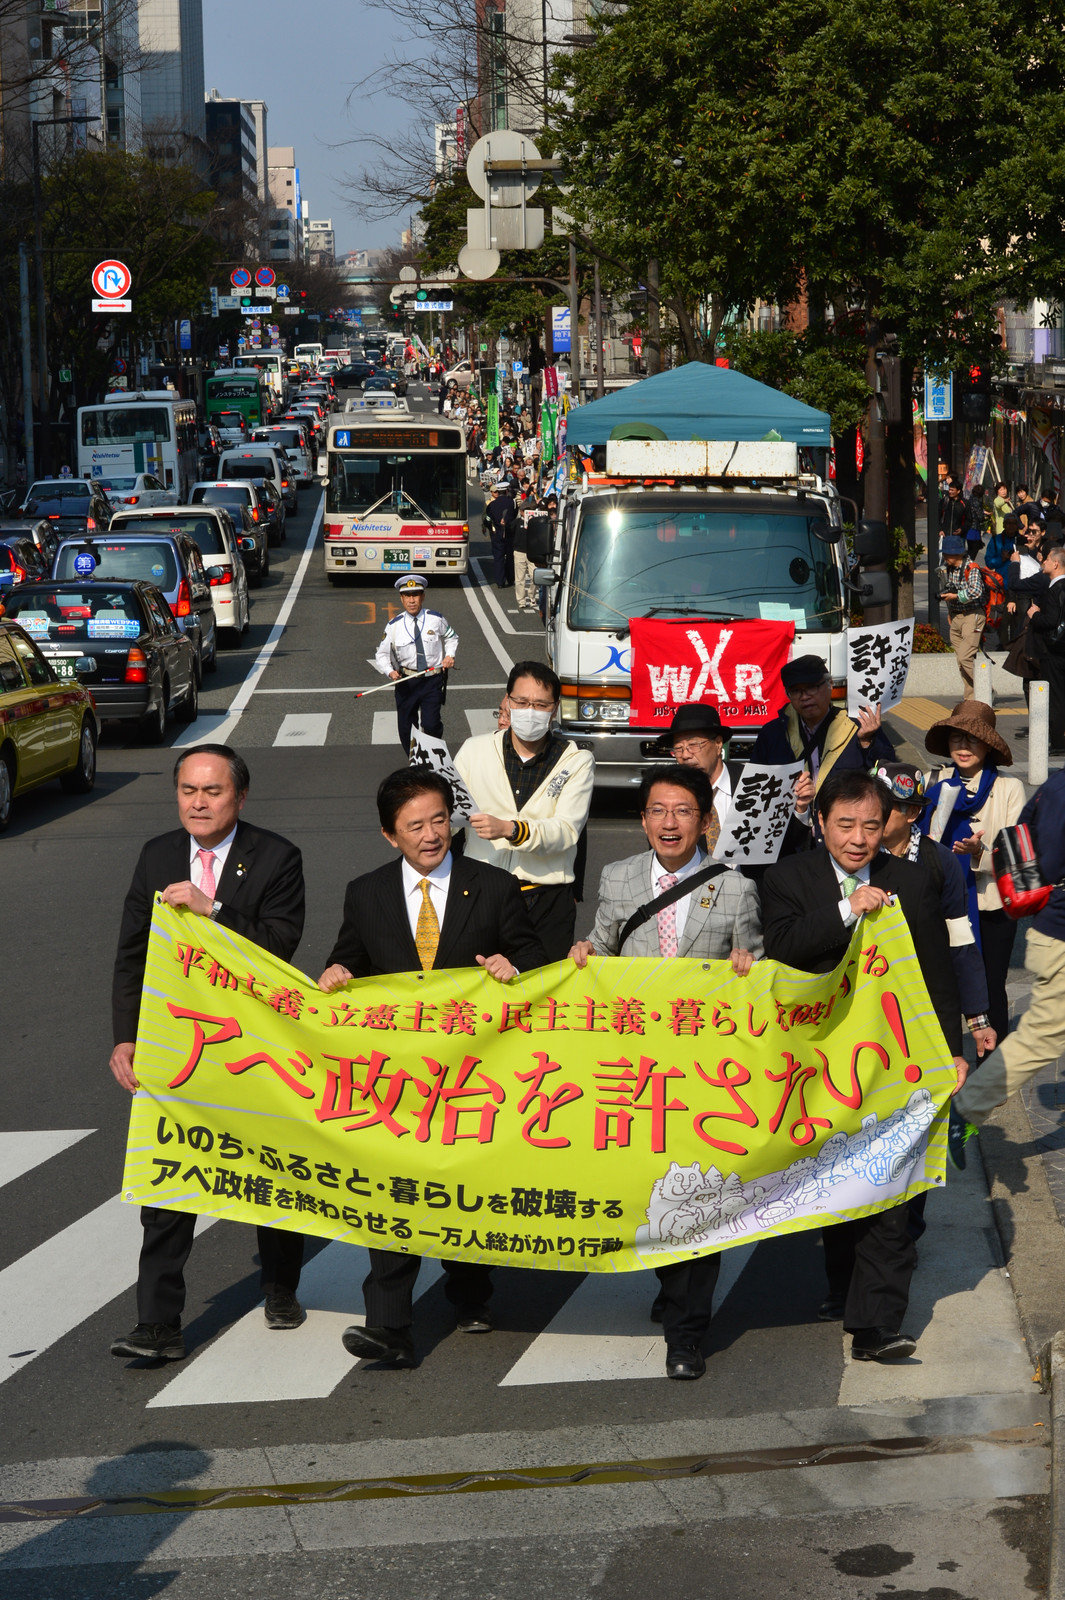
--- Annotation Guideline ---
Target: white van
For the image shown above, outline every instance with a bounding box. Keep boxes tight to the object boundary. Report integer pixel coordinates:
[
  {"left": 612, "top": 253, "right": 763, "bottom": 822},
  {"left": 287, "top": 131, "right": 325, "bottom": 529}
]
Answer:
[
  {"left": 249, "top": 425, "right": 312, "bottom": 487},
  {"left": 216, "top": 445, "right": 296, "bottom": 512},
  {"left": 538, "top": 440, "right": 854, "bottom": 788}
]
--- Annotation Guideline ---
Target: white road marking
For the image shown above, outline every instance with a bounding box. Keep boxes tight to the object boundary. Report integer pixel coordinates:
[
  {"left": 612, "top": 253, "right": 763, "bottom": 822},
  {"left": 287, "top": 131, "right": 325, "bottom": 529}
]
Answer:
[
  {"left": 471, "top": 559, "right": 545, "bottom": 637},
  {"left": 187, "top": 496, "right": 325, "bottom": 747},
  {"left": 0, "top": 1197, "right": 216, "bottom": 1384},
  {"left": 148, "top": 1244, "right": 446, "bottom": 1406},
  {"left": 171, "top": 713, "right": 233, "bottom": 748},
  {"left": 465, "top": 710, "right": 499, "bottom": 736},
  {"left": 372, "top": 711, "right": 401, "bottom": 745},
  {"left": 0, "top": 1130, "right": 94, "bottom": 1191},
  {"left": 273, "top": 712, "right": 332, "bottom": 747},
  {"left": 498, "top": 1245, "right": 756, "bottom": 1386},
  {"left": 460, "top": 569, "right": 514, "bottom": 673}
]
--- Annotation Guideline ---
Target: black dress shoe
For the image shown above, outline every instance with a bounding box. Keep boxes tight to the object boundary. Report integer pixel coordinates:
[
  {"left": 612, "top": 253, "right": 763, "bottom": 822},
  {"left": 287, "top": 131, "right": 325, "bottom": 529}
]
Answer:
[
  {"left": 817, "top": 1295, "right": 846, "bottom": 1321},
  {"left": 649, "top": 1294, "right": 665, "bottom": 1324},
  {"left": 264, "top": 1289, "right": 305, "bottom": 1330},
  {"left": 850, "top": 1327, "right": 917, "bottom": 1362},
  {"left": 665, "top": 1345, "right": 706, "bottom": 1379},
  {"left": 455, "top": 1305, "right": 493, "bottom": 1334},
  {"left": 110, "top": 1322, "right": 185, "bottom": 1360},
  {"left": 342, "top": 1323, "right": 417, "bottom": 1366}
]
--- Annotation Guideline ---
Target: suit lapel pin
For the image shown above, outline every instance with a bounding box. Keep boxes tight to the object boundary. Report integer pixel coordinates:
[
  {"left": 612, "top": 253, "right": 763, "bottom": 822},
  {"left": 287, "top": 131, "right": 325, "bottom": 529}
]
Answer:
[
  {"left": 463, "top": 889, "right": 469, "bottom": 896},
  {"left": 235, "top": 863, "right": 246, "bottom": 878},
  {"left": 699, "top": 895, "right": 713, "bottom": 907}
]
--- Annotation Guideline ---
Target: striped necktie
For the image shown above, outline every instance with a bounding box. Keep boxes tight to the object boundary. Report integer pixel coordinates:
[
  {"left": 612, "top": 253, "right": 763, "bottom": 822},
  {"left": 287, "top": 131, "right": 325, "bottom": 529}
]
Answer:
[{"left": 415, "top": 878, "right": 439, "bottom": 970}]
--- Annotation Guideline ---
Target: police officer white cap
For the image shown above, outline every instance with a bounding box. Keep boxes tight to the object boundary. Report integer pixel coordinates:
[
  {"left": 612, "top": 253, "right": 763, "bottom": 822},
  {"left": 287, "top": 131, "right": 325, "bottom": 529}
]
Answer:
[{"left": 394, "top": 574, "right": 428, "bottom": 592}]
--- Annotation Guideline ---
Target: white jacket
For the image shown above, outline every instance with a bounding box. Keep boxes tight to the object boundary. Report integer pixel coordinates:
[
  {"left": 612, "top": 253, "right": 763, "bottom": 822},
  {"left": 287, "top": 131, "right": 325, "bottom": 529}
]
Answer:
[{"left": 454, "top": 730, "right": 595, "bottom": 885}]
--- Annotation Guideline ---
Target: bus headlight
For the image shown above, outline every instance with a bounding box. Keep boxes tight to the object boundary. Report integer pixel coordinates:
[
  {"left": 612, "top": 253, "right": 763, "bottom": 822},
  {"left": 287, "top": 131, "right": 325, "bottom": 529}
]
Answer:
[{"left": 436, "top": 546, "right": 464, "bottom": 558}]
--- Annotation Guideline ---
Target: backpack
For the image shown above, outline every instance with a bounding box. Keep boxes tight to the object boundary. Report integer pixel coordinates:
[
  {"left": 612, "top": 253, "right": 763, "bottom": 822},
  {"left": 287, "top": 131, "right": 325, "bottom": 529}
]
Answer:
[{"left": 979, "top": 564, "right": 1006, "bottom": 626}]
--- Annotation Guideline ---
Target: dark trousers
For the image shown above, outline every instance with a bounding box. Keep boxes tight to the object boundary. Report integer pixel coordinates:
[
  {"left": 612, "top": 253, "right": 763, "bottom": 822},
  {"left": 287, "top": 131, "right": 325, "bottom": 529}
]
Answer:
[
  {"left": 520, "top": 882, "right": 577, "bottom": 961},
  {"left": 822, "top": 1203, "right": 916, "bottom": 1334},
  {"left": 489, "top": 525, "right": 515, "bottom": 586},
  {"left": 1041, "top": 651, "right": 1065, "bottom": 746},
  {"left": 363, "top": 1248, "right": 494, "bottom": 1328},
  {"left": 137, "top": 1207, "right": 304, "bottom": 1325},
  {"left": 979, "top": 907, "right": 1019, "bottom": 1044},
  {"left": 654, "top": 1253, "right": 721, "bottom": 1348},
  {"left": 394, "top": 674, "right": 444, "bottom": 752}
]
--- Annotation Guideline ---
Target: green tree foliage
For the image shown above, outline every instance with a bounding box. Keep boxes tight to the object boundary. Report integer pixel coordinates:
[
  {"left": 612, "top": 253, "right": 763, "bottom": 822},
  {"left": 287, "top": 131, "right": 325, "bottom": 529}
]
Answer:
[{"left": 721, "top": 329, "right": 869, "bottom": 434}]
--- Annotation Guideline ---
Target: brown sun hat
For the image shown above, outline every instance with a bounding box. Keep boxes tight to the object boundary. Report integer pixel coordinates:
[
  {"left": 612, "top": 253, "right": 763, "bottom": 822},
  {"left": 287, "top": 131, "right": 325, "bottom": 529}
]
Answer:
[{"left": 924, "top": 700, "right": 1013, "bottom": 766}]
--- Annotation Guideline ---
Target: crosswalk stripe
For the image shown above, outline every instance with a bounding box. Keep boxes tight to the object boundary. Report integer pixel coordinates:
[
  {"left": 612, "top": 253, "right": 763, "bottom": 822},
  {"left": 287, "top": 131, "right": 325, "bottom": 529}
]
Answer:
[
  {"left": 497, "top": 1245, "right": 756, "bottom": 1386},
  {"left": 372, "top": 710, "right": 401, "bottom": 745},
  {"left": 148, "top": 1243, "right": 445, "bottom": 1407},
  {"left": 172, "top": 712, "right": 232, "bottom": 749},
  {"left": 0, "top": 1130, "right": 94, "bottom": 1191},
  {"left": 0, "top": 1197, "right": 216, "bottom": 1385},
  {"left": 273, "top": 712, "right": 332, "bottom": 747}
]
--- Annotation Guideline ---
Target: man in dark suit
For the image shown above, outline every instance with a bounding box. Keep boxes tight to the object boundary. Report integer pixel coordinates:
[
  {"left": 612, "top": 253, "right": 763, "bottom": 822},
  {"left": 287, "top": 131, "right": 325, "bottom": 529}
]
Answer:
[
  {"left": 760, "top": 770, "right": 969, "bottom": 1362},
  {"left": 319, "top": 766, "right": 547, "bottom": 1369},
  {"left": 110, "top": 744, "right": 307, "bottom": 1362},
  {"left": 1027, "top": 545, "right": 1065, "bottom": 750}
]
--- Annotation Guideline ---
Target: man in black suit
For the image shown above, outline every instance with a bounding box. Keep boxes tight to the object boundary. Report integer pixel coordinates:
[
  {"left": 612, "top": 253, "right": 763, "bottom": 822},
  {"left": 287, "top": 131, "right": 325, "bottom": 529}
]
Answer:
[
  {"left": 760, "top": 770, "right": 969, "bottom": 1362},
  {"left": 1027, "top": 545, "right": 1065, "bottom": 750},
  {"left": 110, "top": 744, "right": 307, "bottom": 1362},
  {"left": 319, "top": 766, "right": 547, "bottom": 1368}
]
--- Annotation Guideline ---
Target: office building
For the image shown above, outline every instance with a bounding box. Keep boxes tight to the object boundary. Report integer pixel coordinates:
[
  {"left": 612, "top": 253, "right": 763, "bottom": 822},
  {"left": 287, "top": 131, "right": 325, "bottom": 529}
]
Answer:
[
  {"left": 305, "top": 218, "right": 335, "bottom": 264},
  {"left": 204, "top": 90, "right": 257, "bottom": 201},
  {"left": 137, "top": 0, "right": 207, "bottom": 167}
]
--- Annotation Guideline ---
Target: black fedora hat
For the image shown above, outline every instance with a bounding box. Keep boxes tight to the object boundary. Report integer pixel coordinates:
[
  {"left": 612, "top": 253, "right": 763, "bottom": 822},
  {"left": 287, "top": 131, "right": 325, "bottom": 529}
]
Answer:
[{"left": 662, "top": 703, "right": 725, "bottom": 743}]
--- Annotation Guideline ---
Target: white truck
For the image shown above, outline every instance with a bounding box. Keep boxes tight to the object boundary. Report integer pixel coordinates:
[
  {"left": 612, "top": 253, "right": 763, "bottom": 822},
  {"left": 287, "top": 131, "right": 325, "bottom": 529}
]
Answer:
[{"left": 536, "top": 439, "right": 860, "bottom": 789}]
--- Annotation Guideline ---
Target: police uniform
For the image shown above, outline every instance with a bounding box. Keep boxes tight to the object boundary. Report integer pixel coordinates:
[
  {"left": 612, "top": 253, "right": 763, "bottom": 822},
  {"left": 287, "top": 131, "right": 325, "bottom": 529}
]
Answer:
[{"left": 374, "top": 575, "right": 458, "bottom": 751}]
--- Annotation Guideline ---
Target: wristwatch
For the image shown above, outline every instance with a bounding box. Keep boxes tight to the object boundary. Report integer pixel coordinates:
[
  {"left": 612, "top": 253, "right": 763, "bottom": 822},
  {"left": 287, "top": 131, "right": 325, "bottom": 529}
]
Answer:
[
  {"left": 210, "top": 900, "right": 222, "bottom": 920},
  {"left": 966, "top": 1013, "right": 991, "bottom": 1032}
]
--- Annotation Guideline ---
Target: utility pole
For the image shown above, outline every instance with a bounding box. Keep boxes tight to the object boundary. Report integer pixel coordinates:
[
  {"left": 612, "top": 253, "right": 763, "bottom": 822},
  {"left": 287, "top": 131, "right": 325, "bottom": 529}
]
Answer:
[
  {"left": 646, "top": 258, "right": 661, "bottom": 375},
  {"left": 593, "top": 260, "right": 605, "bottom": 397},
  {"left": 569, "top": 239, "right": 581, "bottom": 402},
  {"left": 19, "top": 243, "right": 35, "bottom": 485},
  {"left": 861, "top": 303, "right": 891, "bottom": 624},
  {"left": 927, "top": 420, "right": 941, "bottom": 631},
  {"left": 31, "top": 113, "right": 90, "bottom": 477}
]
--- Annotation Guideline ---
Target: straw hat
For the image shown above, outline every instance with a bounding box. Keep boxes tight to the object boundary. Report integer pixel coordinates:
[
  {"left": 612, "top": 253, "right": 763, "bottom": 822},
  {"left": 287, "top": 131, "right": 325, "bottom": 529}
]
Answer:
[{"left": 924, "top": 700, "right": 1013, "bottom": 766}]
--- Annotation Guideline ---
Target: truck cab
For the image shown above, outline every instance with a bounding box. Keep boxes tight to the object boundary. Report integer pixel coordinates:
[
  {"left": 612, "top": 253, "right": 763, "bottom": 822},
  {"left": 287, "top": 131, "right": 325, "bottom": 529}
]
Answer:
[{"left": 538, "top": 440, "right": 850, "bottom": 788}]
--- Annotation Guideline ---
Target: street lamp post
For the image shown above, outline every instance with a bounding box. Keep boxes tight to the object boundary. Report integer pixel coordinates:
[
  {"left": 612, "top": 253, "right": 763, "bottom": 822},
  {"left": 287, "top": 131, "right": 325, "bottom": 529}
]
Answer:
[{"left": 31, "top": 113, "right": 90, "bottom": 476}]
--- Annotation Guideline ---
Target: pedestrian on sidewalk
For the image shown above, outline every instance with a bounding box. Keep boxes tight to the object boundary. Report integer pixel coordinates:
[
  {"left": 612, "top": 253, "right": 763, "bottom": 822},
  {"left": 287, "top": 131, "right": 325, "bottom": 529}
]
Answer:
[
  {"left": 991, "top": 483, "right": 1014, "bottom": 538},
  {"left": 760, "top": 770, "right": 969, "bottom": 1363},
  {"left": 986, "top": 515, "right": 1020, "bottom": 640},
  {"left": 949, "top": 768, "right": 1065, "bottom": 1169},
  {"left": 940, "top": 480, "right": 974, "bottom": 544},
  {"left": 936, "top": 536, "right": 987, "bottom": 698},
  {"left": 920, "top": 703, "right": 1025, "bottom": 1046},
  {"left": 1026, "top": 545, "right": 1065, "bottom": 751},
  {"left": 109, "top": 745, "right": 308, "bottom": 1362}
]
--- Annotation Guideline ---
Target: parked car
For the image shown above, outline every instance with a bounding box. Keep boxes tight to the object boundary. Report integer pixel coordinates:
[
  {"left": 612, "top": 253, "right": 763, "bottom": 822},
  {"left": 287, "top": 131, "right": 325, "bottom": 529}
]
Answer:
[
  {"left": 109, "top": 507, "right": 251, "bottom": 642},
  {"left": 21, "top": 479, "right": 113, "bottom": 536},
  {"left": 51, "top": 529, "right": 218, "bottom": 677},
  {"left": 189, "top": 483, "right": 270, "bottom": 581},
  {"left": 3, "top": 580, "right": 197, "bottom": 744},
  {"left": 92, "top": 473, "right": 177, "bottom": 509},
  {"left": 0, "top": 616, "right": 100, "bottom": 826},
  {"left": 0, "top": 536, "right": 49, "bottom": 588}
]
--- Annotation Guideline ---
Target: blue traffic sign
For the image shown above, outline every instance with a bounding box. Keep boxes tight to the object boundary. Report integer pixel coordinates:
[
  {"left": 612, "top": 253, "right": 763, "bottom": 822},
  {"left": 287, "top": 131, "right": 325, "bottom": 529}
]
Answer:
[
  {"left": 276, "top": 284, "right": 290, "bottom": 300},
  {"left": 237, "top": 336, "right": 247, "bottom": 348}
]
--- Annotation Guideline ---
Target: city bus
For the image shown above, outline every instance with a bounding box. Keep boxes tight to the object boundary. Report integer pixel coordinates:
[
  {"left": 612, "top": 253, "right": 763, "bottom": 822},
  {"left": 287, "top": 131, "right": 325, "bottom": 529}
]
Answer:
[
  {"left": 205, "top": 370, "right": 271, "bottom": 434},
  {"left": 77, "top": 391, "right": 200, "bottom": 502},
  {"left": 232, "top": 351, "right": 287, "bottom": 408},
  {"left": 322, "top": 417, "right": 469, "bottom": 582}
]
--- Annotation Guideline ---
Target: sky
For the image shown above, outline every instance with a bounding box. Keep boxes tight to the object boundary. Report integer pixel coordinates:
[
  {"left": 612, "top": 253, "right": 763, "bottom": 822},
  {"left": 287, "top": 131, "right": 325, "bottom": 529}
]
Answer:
[{"left": 203, "top": 0, "right": 414, "bottom": 255}]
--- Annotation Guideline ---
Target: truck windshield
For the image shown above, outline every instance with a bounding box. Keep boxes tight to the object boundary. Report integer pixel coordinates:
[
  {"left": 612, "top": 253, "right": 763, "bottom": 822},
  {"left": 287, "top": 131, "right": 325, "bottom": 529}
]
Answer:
[
  {"left": 569, "top": 503, "right": 843, "bottom": 631},
  {"left": 327, "top": 453, "right": 464, "bottom": 520}
]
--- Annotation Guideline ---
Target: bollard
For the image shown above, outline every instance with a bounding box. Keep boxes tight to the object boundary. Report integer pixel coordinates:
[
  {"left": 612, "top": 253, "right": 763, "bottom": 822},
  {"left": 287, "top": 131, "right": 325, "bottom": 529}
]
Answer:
[
  {"left": 1030, "top": 681, "right": 1050, "bottom": 786},
  {"left": 973, "top": 655, "right": 994, "bottom": 707}
]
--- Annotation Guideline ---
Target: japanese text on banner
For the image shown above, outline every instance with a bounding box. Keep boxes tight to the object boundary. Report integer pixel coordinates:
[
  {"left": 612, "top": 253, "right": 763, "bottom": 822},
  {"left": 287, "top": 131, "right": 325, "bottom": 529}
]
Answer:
[{"left": 122, "top": 900, "right": 955, "bottom": 1273}]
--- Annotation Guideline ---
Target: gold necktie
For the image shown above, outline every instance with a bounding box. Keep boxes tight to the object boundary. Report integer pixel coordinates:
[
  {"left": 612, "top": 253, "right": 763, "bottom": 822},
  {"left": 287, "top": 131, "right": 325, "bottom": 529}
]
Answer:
[
  {"left": 705, "top": 801, "right": 721, "bottom": 855},
  {"left": 415, "top": 878, "right": 440, "bottom": 970}
]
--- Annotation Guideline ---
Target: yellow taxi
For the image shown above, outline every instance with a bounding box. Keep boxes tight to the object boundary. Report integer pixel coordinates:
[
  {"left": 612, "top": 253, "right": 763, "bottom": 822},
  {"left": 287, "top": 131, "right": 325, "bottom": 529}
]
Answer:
[{"left": 0, "top": 617, "right": 100, "bottom": 829}]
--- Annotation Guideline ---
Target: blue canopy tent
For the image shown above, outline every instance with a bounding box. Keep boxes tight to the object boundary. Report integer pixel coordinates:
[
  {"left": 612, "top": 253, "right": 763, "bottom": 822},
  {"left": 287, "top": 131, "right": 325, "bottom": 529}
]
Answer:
[{"left": 567, "top": 363, "right": 832, "bottom": 449}]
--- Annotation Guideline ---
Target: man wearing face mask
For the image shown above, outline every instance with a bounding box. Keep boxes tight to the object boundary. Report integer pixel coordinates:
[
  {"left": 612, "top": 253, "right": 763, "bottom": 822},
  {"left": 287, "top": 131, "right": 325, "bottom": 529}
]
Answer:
[{"left": 453, "top": 660, "right": 594, "bottom": 960}]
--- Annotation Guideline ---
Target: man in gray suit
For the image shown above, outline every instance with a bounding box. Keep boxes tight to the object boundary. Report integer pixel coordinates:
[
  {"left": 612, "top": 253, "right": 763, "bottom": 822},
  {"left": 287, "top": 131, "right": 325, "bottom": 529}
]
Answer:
[{"left": 569, "top": 763, "right": 763, "bottom": 1380}]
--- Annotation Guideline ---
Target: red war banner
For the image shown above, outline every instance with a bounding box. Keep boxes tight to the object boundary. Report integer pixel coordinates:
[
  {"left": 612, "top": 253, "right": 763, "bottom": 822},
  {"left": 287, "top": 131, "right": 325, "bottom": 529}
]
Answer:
[{"left": 628, "top": 618, "right": 795, "bottom": 729}]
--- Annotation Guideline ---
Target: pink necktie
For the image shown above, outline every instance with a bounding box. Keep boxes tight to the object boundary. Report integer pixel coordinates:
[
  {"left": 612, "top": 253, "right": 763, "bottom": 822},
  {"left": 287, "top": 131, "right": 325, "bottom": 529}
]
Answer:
[
  {"left": 657, "top": 872, "right": 679, "bottom": 957},
  {"left": 197, "top": 849, "right": 217, "bottom": 900}
]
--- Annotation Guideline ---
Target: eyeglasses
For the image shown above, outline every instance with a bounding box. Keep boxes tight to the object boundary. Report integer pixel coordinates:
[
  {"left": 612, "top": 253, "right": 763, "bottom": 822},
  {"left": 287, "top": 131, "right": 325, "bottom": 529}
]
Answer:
[
  {"left": 508, "top": 696, "right": 557, "bottom": 711},
  {"left": 644, "top": 805, "right": 699, "bottom": 820},
  {"left": 671, "top": 738, "right": 716, "bottom": 754}
]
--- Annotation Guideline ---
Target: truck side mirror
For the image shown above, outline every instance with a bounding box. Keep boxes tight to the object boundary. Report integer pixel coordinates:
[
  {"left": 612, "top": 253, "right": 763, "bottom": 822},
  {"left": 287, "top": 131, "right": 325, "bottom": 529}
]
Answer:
[
  {"left": 533, "top": 567, "right": 558, "bottom": 587},
  {"left": 855, "top": 519, "right": 889, "bottom": 564}
]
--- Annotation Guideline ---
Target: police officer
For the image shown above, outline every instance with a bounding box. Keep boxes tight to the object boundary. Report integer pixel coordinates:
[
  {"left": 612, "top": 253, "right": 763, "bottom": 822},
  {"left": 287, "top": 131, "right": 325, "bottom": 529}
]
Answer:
[{"left": 374, "top": 574, "right": 458, "bottom": 751}]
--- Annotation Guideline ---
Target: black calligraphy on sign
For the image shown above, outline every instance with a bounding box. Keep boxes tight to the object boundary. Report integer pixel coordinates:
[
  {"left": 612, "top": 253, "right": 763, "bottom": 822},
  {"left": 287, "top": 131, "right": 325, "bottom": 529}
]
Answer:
[
  {"left": 846, "top": 621, "right": 914, "bottom": 717},
  {"left": 713, "top": 761, "right": 804, "bottom": 866},
  {"left": 408, "top": 726, "right": 476, "bottom": 823}
]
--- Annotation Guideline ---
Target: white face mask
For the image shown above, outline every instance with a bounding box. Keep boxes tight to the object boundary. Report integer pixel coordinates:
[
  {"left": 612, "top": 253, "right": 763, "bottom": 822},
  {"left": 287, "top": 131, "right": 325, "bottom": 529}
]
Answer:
[{"left": 509, "top": 706, "right": 554, "bottom": 742}]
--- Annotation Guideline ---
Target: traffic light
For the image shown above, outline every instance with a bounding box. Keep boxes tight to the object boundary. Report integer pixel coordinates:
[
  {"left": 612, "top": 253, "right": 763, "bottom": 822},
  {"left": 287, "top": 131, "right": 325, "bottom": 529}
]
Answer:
[
  {"left": 415, "top": 288, "right": 429, "bottom": 302},
  {"left": 960, "top": 362, "right": 992, "bottom": 426}
]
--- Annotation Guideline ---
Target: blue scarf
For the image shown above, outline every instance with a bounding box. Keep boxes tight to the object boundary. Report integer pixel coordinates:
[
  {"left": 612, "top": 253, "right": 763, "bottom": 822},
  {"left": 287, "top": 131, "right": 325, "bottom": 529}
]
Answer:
[{"left": 919, "top": 764, "right": 998, "bottom": 944}]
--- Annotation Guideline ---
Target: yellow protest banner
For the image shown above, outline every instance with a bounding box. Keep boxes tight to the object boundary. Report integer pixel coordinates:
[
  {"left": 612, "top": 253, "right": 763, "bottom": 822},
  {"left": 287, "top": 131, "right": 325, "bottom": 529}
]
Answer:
[{"left": 122, "top": 899, "right": 954, "bottom": 1273}]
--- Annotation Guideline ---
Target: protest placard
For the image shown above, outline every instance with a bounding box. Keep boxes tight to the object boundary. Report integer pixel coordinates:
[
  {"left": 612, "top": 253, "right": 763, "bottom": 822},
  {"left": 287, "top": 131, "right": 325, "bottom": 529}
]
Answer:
[
  {"left": 408, "top": 725, "right": 476, "bottom": 823},
  {"left": 629, "top": 618, "right": 794, "bottom": 729},
  {"left": 122, "top": 900, "right": 954, "bottom": 1272},
  {"left": 714, "top": 761, "right": 804, "bottom": 866},
  {"left": 846, "top": 620, "right": 914, "bottom": 717}
]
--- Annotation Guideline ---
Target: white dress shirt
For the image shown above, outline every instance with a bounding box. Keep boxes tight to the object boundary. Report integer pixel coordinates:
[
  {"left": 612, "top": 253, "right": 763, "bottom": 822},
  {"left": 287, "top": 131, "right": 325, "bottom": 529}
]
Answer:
[
  {"left": 189, "top": 825, "right": 238, "bottom": 892},
  {"left": 829, "top": 855, "right": 872, "bottom": 927},
  {"left": 649, "top": 848, "right": 708, "bottom": 941},
  {"left": 401, "top": 851, "right": 452, "bottom": 938},
  {"left": 709, "top": 762, "right": 733, "bottom": 820}
]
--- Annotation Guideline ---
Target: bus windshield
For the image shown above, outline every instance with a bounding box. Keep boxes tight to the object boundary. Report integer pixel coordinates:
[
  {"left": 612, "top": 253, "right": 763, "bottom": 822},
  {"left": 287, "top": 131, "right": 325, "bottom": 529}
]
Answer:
[
  {"left": 81, "top": 407, "right": 171, "bottom": 445},
  {"left": 327, "top": 452, "right": 465, "bottom": 520},
  {"left": 568, "top": 502, "right": 843, "bottom": 631}
]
